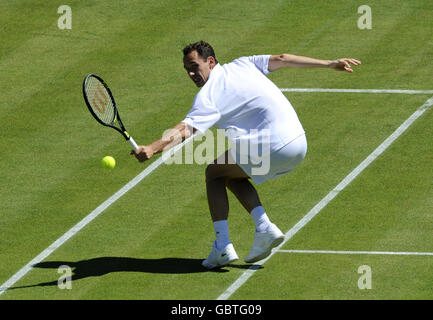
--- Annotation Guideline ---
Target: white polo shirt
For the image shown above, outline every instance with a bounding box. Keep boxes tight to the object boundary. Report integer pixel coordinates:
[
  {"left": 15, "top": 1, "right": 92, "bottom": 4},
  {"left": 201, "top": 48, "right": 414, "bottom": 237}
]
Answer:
[{"left": 182, "top": 55, "right": 305, "bottom": 154}]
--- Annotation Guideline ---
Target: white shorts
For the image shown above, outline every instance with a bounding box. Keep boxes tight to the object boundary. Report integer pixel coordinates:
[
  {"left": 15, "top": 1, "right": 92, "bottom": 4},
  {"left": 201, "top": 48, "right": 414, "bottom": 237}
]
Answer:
[{"left": 230, "top": 134, "right": 307, "bottom": 184}]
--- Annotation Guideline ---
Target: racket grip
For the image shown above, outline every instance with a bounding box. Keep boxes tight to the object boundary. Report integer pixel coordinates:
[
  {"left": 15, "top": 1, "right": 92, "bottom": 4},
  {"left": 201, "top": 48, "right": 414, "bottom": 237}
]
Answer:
[{"left": 128, "top": 137, "right": 139, "bottom": 150}]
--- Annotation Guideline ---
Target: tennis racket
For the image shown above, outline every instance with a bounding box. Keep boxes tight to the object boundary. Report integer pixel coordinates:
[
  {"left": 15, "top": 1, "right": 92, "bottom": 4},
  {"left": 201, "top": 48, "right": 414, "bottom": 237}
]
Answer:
[{"left": 83, "top": 73, "right": 139, "bottom": 150}]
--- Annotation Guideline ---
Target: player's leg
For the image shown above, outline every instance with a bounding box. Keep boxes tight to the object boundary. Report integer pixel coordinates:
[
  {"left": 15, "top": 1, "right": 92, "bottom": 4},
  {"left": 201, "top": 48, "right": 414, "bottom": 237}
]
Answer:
[
  {"left": 205, "top": 149, "right": 278, "bottom": 235},
  {"left": 224, "top": 176, "right": 284, "bottom": 264},
  {"left": 202, "top": 151, "right": 248, "bottom": 268},
  {"left": 206, "top": 150, "right": 253, "bottom": 215},
  {"left": 203, "top": 150, "right": 279, "bottom": 268},
  {"left": 225, "top": 178, "right": 261, "bottom": 214},
  {"left": 244, "top": 135, "right": 308, "bottom": 263}
]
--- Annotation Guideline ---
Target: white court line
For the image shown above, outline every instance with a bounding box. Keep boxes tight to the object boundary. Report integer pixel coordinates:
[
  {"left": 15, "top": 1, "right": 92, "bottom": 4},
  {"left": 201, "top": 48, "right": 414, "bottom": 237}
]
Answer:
[
  {"left": 0, "top": 135, "right": 194, "bottom": 296},
  {"left": 280, "top": 88, "right": 433, "bottom": 94},
  {"left": 217, "top": 95, "right": 433, "bottom": 300},
  {"left": 278, "top": 249, "right": 433, "bottom": 256}
]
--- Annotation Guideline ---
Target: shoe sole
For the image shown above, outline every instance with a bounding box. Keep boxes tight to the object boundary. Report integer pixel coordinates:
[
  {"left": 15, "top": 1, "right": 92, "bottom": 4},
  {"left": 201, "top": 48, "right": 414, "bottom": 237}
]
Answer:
[
  {"left": 244, "top": 235, "right": 284, "bottom": 263},
  {"left": 202, "top": 256, "right": 239, "bottom": 270}
]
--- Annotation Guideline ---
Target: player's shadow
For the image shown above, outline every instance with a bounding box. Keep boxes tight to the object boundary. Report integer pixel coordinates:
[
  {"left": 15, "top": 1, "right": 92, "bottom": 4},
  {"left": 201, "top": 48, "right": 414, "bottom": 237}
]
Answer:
[{"left": 9, "top": 257, "right": 256, "bottom": 290}]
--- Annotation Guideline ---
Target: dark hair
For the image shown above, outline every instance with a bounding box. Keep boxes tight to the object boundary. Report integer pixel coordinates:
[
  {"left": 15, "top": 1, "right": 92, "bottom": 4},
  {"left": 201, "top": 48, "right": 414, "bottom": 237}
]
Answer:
[{"left": 183, "top": 40, "right": 218, "bottom": 64}]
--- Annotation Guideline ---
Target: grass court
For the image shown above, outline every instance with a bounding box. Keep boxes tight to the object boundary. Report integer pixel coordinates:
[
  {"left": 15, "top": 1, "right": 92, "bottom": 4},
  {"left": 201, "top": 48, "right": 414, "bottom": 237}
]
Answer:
[{"left": 1, "top": 0, "right": 433, "bottom": 300}]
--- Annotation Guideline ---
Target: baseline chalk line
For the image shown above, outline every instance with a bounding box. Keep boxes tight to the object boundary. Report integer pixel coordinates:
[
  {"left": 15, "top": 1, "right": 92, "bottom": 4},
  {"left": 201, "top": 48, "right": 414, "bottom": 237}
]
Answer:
[
  {"left": 280, "top": 88, "right": 433, "bottom": 94},
  {"left": 278, "top": 249, "right": 433, "bottom": 256}
]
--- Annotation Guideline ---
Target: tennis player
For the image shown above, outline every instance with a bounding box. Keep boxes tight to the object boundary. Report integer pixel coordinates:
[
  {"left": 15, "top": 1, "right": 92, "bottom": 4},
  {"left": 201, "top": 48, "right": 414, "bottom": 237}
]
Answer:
[{"left": 132, "top": 41, "right": 361, "bottom": 269}]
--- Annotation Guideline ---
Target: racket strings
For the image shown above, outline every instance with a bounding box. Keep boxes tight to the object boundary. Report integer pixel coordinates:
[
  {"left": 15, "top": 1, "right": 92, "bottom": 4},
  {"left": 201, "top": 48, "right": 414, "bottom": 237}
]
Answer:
[{"left": 85, "top": 77, "right": 115, "bottom": 125}]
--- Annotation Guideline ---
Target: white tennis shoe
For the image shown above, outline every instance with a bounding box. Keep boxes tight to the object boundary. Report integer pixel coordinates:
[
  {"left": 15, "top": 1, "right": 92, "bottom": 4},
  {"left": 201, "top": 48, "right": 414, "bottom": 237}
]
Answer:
[
  {"left": 245, "top": 223, "right": 285, "bottom": 263},
  {"left": 202, "top": 242, "right": 239, "bottom": 269}
]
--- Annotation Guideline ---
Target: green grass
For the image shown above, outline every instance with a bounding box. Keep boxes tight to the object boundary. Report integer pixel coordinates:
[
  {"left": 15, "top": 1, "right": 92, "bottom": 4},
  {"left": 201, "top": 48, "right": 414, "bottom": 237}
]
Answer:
[{"left": 1, "top": 0, "right": 433, "bottom": 300}]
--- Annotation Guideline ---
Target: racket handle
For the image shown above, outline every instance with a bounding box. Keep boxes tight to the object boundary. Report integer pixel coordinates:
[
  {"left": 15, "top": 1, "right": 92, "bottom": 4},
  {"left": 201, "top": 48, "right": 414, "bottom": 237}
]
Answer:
[{"left": 128, "top": 137, "right": 139, "bottom": 150}]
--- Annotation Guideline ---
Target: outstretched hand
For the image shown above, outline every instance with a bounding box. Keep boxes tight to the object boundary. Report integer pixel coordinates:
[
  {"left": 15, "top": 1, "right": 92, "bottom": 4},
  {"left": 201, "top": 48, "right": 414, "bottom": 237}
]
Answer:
[{"left": 329, "top": 58, "right": 361, "bottom": 72}]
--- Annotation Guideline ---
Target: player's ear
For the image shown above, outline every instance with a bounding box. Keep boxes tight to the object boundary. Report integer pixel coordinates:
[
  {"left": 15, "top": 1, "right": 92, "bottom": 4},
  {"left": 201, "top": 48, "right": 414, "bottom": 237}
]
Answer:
[{"left": 208, "top": 56, "right": 216, "bottom": 68}]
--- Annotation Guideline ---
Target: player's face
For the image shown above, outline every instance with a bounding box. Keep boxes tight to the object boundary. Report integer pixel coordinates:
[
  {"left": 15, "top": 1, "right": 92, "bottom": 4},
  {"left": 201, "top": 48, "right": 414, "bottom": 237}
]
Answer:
[{"left": 183, "top": 50, "right": 215, "bottom": 87}]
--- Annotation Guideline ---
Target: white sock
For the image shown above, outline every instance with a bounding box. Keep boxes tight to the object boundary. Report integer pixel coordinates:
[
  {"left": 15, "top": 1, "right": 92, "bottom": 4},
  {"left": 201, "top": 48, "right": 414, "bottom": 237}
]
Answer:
[
  {"left": 213, "top": 220, "right": 230, "bottom": 250},
  {"left": 250, "top": 206, "right": 271, "bottom": 232}
]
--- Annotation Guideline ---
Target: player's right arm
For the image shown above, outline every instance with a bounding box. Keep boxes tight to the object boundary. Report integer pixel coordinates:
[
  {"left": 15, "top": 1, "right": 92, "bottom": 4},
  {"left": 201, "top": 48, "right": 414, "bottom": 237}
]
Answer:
[
  {"left": 131, "top": 121, "right": 196, "bottom": 162},
  {"left": 268, "top": 54, "right": 361, "bottom": 73}
]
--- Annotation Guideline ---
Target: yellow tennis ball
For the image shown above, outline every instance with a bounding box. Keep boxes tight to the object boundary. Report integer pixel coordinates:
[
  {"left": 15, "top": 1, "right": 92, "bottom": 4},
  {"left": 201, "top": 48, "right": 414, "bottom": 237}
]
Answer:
[{"left": 102, "top": 156, "right": 116, "bottom": 169}]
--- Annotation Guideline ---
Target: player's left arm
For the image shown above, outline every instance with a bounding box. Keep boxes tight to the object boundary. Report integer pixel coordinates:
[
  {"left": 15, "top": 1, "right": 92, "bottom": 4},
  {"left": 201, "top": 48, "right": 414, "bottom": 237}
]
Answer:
[{"left": 268, "top": 54, "right": 361, "bottom": 73}]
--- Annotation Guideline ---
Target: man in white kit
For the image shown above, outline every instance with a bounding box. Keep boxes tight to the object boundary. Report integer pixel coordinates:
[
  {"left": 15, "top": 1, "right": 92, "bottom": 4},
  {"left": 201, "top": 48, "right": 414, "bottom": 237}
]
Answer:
[{"left": 132, "top": 41, "right": 361, "bottom": 269}]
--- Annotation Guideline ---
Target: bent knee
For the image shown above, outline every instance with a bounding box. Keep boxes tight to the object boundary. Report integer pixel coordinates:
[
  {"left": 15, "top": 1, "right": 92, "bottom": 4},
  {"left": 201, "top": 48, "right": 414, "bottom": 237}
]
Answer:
[{"left": 205, "top": 164, "right": 219, "bottom": 182}]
